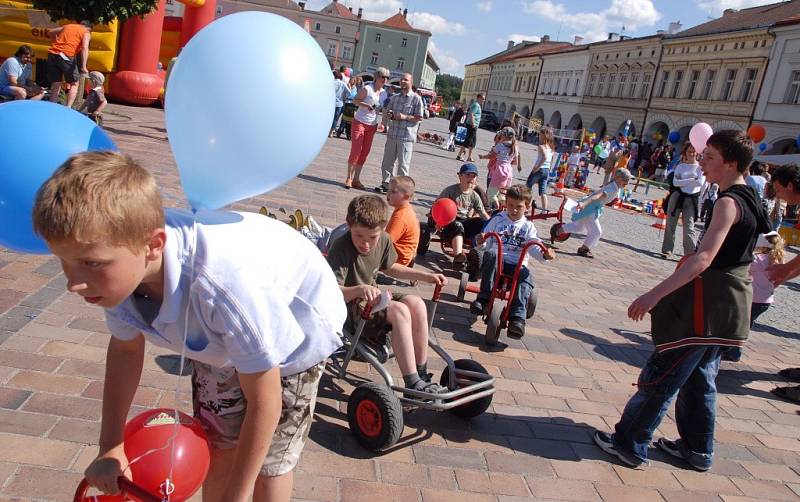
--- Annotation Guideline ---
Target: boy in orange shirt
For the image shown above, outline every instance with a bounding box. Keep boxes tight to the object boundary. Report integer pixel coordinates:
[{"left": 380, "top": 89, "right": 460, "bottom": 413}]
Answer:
[{"left": 385, "top": 176, "right": 420, "bottom": 266}]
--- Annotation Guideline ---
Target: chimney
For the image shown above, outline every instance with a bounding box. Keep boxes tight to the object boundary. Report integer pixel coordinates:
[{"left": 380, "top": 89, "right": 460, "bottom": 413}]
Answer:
[
  {"left": 573, "top": 35, "right": 583, "bottom": 45},
  {"left": 507, "top": 40, "right": 515, "bottom": 49},
  {"left": 541, "top": 34, "right": 550, "bottom": 42},
  {"left": 656, "top": 29, "right": 665, "bottom": 35},
  {"left": 607, "top": 32, "right": 619, "bottom": 41},
  {"left": 667, "top": 21, "right": 682, "bottom": 34},
  {"left": 349, "top": 7, "right": 353, "bottom": 12},
  {"left": 298, "top": 1, "right": 305, "bottom": 9},
  {"left": 403, "top": 8, "right": 407, "bottom": 18},
  {"left": 357, "top": 7, "right": 362, "bottom": 18},
  {"left": 723, "top": 8, "right": 737, "bottom": 15}
]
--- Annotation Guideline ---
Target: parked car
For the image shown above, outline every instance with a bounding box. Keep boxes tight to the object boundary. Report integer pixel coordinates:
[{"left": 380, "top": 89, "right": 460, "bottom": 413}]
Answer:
[{"left": 479, "top": 111, "right": 501, "bottom": 131}]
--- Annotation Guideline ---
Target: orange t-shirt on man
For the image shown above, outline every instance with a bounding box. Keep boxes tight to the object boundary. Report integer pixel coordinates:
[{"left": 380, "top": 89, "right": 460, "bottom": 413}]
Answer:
[
  {"left": 386, "top": 204, "right": 420, "bottom": 266},
  {"left": 49, "top": 24, "right": 89, "bottom": 57}
]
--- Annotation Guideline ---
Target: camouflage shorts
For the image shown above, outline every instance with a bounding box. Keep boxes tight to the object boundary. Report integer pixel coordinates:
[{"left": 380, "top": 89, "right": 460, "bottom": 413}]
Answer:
[{"left": 191, "top": 361, "right": 324, "bottom": 476}]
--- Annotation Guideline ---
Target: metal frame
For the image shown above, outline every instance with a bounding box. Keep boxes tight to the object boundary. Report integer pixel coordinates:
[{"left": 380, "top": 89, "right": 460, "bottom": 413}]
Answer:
[{"left": 330, "top": 285, "right": 495, "bottom": 412}]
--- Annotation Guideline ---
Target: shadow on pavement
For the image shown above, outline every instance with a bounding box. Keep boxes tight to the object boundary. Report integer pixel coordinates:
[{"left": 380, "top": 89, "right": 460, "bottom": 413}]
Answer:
[
  {"left": 599, "top": 237, "right": 664, "bottom": 259},
  {"left": 558, "top": 327, "right": 649, "bottom": 367}
]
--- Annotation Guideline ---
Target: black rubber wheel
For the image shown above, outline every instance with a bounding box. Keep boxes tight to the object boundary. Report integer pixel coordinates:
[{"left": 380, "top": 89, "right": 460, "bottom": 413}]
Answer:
[
  {"left": 417, "top": 222, "right": 431, "bottom": 256},
  {"left": 439, "top": 359, "right": 493, "bottom": 418},
  {"left": 457, "top": 271, "right": 469, "bottom": 302},
  {"left": 347, "top": 382, "right": 403, "bottom": 451},
  {"left": 526, "top": 289, "right": 538, "bottom": 320},
  {"left": 485, "top": 299, "right": 506, "bottom": 345}
]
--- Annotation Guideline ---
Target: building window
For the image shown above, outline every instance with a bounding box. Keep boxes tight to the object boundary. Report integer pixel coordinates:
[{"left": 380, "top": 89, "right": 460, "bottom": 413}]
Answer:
[
  {"left": 740, "top": 68, "right": 757, "bottom": 101},
  {"left": 335, "top": 25, "right": 340, "bottom": 34},
  {"left": 328, "top": 43, "right": 337, "bottom": 57},
  {"left": 396, "top": 57, "right": 404, "bottom": 70},
  {"left": 315, "top": 22, "right": 321, "bottom": 31},
  {"left": 574, "top": 79, "right": 580, "bottom": 95},
  {"left": 370, "top": 52, "right": 379, "bottom": 64},
  {"left": 597, "top": 74, "right": 606, "bottom": 96},
  {"left": 629, "top": 73, "right": 639, "bottom": 97},
  {"left": 343, "top": 45, "right": 351, "bottom": 60},
  {"left": 375, "top": 33, "right": 381, "bottom": 43},
  {"left": 671, "top": 70, "right": 683, "bottom": 98},
  {"left": 785, "top": 70, "right": 800, "bottom": 104},
  {"left": 687, "top": 70, "right": 700, "bottom": 99},
  {"left": 618, "top": 74, "right": 626, "bottom": 97},
  {"left": 401, "top": 37, "right": 407, "bottom": 47},
  {"left": 658, "top": 71, "right": 670, "bottom": 98},
  {"left": 641, "top": 73, "right": 652, "bottom": 98},
  {"left": 702, "top": 70, "right": 716, "bottom": 100},
  {"left": 607, "top": 74, "right": 616, "bottom": 97},
  {"left": 721, "top": 68, "right": 737, "bottom": 100},
  {"left": 588, "top": 75, "right": 596, "bottom": 95}
]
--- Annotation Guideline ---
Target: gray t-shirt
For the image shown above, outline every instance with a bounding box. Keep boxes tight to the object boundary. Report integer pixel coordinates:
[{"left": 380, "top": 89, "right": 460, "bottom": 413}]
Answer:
[
  {"left": 439, "top": 184, "right": 486, "bottom": 220},
  {"left": 326, "top": 231, "right": 397, "bottom": 287}
]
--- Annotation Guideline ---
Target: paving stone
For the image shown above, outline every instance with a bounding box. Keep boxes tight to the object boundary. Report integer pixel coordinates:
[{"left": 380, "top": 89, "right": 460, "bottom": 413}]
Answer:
[
  {"left": 595, "top": 483, "right": 665, "bottom": 502},
  {"left": 0, "top": 432, "right": 80, "bottom": 468},
  {"left": 673, "top": 471, "right": 743, "bottom": 496},
  {"left": 291, "top": 471, "right": 338, "bottom": 502},
  {"left": 22, "top": 393, "right": 101, "bottom": 421},
  {"left": 526, "top": 478, "right": 600, "bottom": 501},
  {"left": 0, "top": 408, "right": 57, "bottom": 437},
  {"left": 0, "top": 387, "right": 31, "bottom": 410},
  {"left": 7, "top": 371, "right": 89, "bottom": 396},
  {"left": 340, "top": 479, "right": 418, "bottom": 502},
  {"left": 3, "top": 466, "right": 83, "bottom": 501},
  {"left": 413, "top": 445, "right": 485, "bottom": 470}
]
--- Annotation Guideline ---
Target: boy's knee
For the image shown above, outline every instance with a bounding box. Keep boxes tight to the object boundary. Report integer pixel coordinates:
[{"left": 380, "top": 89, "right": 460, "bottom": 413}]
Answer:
[
  {"left": 387, "top": 301, "right": 411, "bottom": 323},
  {"left": 402, "top": 295, "right": 426, "bottom": 314}
]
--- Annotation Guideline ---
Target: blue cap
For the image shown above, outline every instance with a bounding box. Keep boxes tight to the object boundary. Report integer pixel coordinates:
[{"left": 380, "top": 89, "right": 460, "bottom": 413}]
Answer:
[{"left": 459, "top": 163, "right": 478, "bottom": 175}]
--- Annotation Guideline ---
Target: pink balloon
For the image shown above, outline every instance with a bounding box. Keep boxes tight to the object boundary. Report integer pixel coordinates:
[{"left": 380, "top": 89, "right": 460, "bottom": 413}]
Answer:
[{"left": 689, "top": 122, "right": 713, "bottom": 153}]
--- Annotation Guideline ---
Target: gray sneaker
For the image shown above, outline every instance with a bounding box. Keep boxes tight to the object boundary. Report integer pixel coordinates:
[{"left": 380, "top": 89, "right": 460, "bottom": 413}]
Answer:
[
  {"left": 656, "top": 438, "right": 711, "bottom": 472},
  {"left": 593, "top": 431, "right": 648, "bottom": 469}
]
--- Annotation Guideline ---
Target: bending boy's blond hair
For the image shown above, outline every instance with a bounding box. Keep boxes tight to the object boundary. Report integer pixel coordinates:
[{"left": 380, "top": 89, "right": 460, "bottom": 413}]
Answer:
[
  {"left": 391, "top": 175, "right": 415, "bottom": 196},
  {"left": 33, "top": 151, "right": 164, "bottom": 249}
]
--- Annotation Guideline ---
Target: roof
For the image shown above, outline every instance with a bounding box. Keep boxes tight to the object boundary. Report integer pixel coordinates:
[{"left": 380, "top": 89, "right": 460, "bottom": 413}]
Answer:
[
  {"left": 382, "top": 11, "right": 415, "bottom": 30},
  {"left": 538, "top": 44, "right": 590, "bottom": 58},
  {"left": 670, "top": 0, "right": 800, "bottom": 38},
  {"left": 319, "top": 1, "right": 357, "bottom": 19}
]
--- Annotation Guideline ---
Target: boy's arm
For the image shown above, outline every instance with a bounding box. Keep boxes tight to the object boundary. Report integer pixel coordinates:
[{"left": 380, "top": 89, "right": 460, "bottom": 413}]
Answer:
[
  {"left": 384, "top": 263, "right": 446, "bottom": 286},
  {"left": 339, "top": 284, "right": 380, "bottom": 303},
  {"left": 628, "top": 197, "right": 738, "bottom": 320},
  {"left": 221, "top": 367, "right": 282, "bottom": 502},
  {"left": 85, "top": 334, "right": 145, "bottom": 494},
  {"left": 95, "top": 94, "right": 108, "bottom": 114}
]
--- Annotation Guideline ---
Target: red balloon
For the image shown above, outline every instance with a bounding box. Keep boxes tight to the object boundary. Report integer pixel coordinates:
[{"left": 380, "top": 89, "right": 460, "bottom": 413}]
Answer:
[
  {"left": 123, "top": 409, "right": 210, "bottom": 502},
  {"left": 748, "top": 124, "right": 766, "bottom": 143},
  {"left": 431, "top": 198, "right": 457, "bottom": 227}
]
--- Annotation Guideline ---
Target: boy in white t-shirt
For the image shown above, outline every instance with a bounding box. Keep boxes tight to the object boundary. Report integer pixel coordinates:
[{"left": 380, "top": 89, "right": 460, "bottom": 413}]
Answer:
[
  {"left": 32, "top": 151, "right": 346, "bottom": 501},
  {"left": 469, "top": 185, "right": 555, "bottom": 338}
]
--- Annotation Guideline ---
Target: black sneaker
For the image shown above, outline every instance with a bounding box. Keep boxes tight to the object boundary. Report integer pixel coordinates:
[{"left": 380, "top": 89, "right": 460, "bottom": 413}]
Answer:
[
  {"left": 374, "top": 185, "right": 387, "bottom": 194},
  {"left": 656, "top": 438, "right": 711, "bottom": 472},
  {"left": 470, "top": 299, "right": 486, "bottom": 316},
  {"left": 593, "top": 431, "right": 648, "bottom": 469},
  {"left": 507, "top": 318, "right": 525, "bottom": 339}
]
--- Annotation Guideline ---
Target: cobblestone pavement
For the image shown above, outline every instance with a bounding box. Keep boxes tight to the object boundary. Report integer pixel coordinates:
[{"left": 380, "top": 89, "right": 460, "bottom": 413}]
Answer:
[{"left": 0, "top": 105, "right": 798, "bottom": 501}]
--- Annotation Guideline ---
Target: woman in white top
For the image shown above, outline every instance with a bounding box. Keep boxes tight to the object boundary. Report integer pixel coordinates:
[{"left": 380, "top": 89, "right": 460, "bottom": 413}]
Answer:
[
  {"left": 661, "top": 143, "right": 705, "bottom": 258},
  {"left": 345, "top": 67, "right": 389, "bottom": 189},
  {"left": 526, "top": 128, "right": 554, "bottom": 211}
]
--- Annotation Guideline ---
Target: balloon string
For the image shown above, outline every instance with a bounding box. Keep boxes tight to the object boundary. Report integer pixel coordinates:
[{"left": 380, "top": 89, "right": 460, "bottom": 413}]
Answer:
[{"left": 122, "top": 211, "right": 198, "bottom": 502}]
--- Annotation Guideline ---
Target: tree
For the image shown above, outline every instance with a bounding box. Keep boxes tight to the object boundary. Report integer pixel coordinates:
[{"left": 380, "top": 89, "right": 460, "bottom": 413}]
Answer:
[
  {"left": 32, "top": 0, "right": 160, "bottom": 25},
  {"left": 435, "top": 73, "right": 463, "bottom": 107}
]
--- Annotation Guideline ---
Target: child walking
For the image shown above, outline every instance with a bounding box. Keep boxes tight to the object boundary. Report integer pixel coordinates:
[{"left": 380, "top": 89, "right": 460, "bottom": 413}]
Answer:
[
  {"left": 722, "top": 230, "right": 784, "bottom": 362},
  {"left": 550, "top": 168, "right": 632, "bottom": 258},
  {"left": 593, "top": 130, "right": 771, "bottom": 472},
  {"left": 480, "top": 127, "right": 519, "bottom": 209}
]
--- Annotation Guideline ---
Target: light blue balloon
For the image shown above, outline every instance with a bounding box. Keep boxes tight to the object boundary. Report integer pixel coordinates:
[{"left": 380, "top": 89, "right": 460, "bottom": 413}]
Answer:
[
  {"left": 165, "top": 12, "right": 334, "bottom": 210},
  {"left": 0, "top": 101, "right": 117, "bottom": 254}
]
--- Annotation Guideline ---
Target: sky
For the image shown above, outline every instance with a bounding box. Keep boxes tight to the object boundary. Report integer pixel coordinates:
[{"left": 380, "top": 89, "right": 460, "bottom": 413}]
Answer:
[{"left": 302, "top": 0, "right": 785, "bottom": 76}]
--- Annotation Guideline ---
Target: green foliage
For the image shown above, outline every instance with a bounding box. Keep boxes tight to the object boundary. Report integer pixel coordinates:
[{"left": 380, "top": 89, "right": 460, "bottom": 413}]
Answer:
[
  {"left": 435, "top": 73, "right": 463, "bottom": 106},
  {"left": 32, "top": 0, "right": 160, "bottom": 24}
]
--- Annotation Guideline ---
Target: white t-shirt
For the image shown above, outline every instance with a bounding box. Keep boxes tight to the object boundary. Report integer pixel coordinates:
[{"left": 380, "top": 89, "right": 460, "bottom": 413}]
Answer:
[
  {"left": 567, "top": 153, "right": 581, "bottom": 167},
  {"left": 673, "top": 162, "right": 705, "bottom": 195},
  {"left": 480, "top": 212, "right": 546, "bottom": 266},
  {"left": 105, "top": 209, "right": 346, "bottom": 376},
  {"left": 354, "top": 83, "right": 387, "bottom": 126}
]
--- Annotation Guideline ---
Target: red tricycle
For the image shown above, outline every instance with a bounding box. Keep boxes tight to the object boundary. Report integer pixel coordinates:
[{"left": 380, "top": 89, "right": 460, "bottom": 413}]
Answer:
[
  {"left": 458, "top": 232, "right": 550, "bottom": 345},
  {"left": 74, "top": 478, "right": 161, "bottom": 502}
]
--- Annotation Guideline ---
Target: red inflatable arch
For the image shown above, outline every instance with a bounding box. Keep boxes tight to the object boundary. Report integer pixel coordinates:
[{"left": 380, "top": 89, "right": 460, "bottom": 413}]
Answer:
[{"left": 109, "top": 0, "right": 216, "bottom": 105}]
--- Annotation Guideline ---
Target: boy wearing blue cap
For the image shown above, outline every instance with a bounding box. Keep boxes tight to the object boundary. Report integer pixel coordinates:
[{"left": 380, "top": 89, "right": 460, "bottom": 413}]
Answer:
[{"left": 435, "top": 163, "right": 491, "bottom": 268}]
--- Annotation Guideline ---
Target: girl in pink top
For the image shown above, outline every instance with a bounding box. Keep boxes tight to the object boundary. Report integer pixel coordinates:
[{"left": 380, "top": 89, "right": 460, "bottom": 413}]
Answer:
[
  {"left": 480, "top": 127, "right": 519, "bottom": 209},
  {"left": 723, "top": 231, "right": 784, "bottom": 362}
]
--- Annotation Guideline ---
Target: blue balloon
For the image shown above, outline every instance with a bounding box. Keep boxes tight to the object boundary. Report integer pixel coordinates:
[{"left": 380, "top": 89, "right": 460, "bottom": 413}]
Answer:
[
  {"left": 759, "top": 142, "right": 768, "bottom": 152},
  {"left": 0, "top": 101, "right": 116, "bottom": 254},
  {"left": 668, "top": 131, "right": 681, "bottom": 144},
  {"left": 165, "top": 12, "right": 334, "bottom": 210}
]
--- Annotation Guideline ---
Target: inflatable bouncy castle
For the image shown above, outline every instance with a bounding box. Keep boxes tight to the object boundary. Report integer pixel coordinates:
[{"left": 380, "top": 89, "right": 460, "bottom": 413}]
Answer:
[{"left": 0, "top": 0, "right": 216, "bottom": 105}]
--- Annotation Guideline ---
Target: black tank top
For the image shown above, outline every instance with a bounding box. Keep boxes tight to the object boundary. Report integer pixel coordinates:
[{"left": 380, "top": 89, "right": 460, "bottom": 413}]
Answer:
[{"left": 704, "top": 184, "right": 771, "bottom": 269}]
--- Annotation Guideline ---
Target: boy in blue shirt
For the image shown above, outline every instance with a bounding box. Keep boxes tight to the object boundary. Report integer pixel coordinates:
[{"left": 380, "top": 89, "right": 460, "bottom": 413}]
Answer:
[{"left": 32, "top": 151, "right": 345, "bottom": 501}]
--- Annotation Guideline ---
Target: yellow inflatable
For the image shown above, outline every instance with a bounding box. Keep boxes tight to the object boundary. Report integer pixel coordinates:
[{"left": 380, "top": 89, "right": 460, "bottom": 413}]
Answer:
[{"left": 0, "top": 1, "right": 118, "bottom": 72}]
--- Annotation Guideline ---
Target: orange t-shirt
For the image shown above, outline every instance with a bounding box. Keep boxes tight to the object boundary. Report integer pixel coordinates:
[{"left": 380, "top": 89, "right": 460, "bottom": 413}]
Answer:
[
  {"left": 49, "top": 24, "right": 88, "bottom": 57},
  {"left": 386, "top": 204, "right": 420, "bottom": 266}
]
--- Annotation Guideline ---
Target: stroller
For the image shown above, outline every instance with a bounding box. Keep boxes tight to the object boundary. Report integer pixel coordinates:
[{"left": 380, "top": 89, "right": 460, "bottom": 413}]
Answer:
[{"left": 339, "top": 102, "right": 358, "bottom": 140}]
